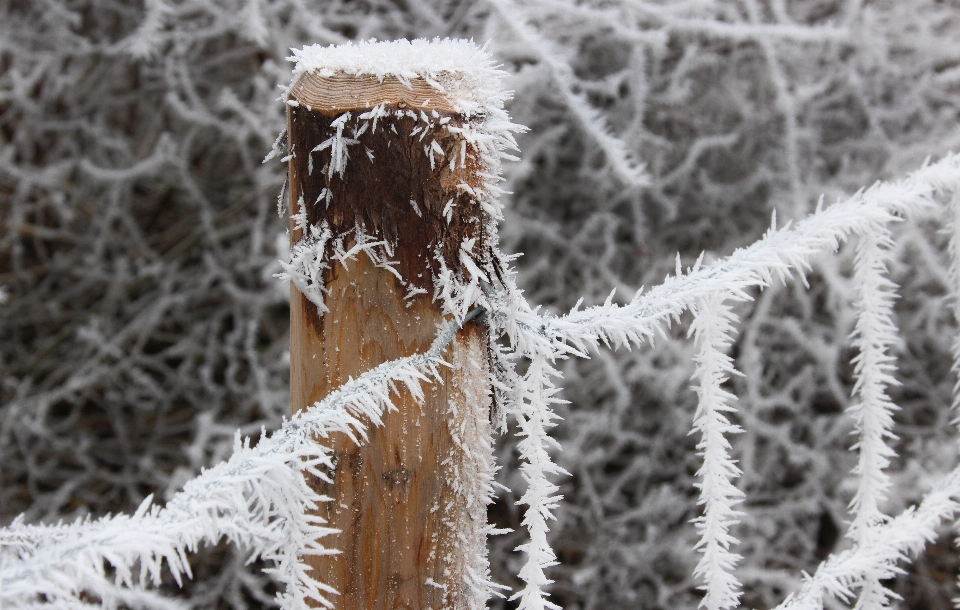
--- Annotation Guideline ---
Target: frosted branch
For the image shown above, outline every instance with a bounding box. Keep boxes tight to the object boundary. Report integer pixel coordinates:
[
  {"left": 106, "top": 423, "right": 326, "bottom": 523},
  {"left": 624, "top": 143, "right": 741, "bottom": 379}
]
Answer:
[{"left": 487, "top": 0, "right": 648, "bottom": 188}]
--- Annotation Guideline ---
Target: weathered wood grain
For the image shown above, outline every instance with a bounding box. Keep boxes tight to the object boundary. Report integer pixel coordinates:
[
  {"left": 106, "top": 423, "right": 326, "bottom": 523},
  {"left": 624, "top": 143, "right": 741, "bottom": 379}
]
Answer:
[
  {"left": 287, "top": 73, "right": 492, "bottom": 610},
  {"left": 289, "top": 72, "right": 458, "bottom": 116}
]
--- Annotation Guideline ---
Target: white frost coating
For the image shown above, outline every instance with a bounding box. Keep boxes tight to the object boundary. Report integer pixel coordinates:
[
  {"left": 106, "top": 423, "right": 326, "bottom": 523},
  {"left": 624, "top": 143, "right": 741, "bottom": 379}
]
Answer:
[
  {"left": 847, "top": 226, "right": 900, "bottom": 609},
  {"left": 288, "top": 39, "right": 512, "bottom": 118},
  {"left": 479, "top": 256, "right": 570, "bottom": 610},
  {"left": 280, "top": 226, "right": 432, "bottom": 314},
  {"left": 689, "top": 294, "right": 745, "bottom": 610},
  {"left": 433, "top": 237, "right": 492, "bottom": 322},
  {"left": 442, "top": 332, "right": 505, "bottom": 608},
  {"left": 312, "top": 112, "right": 356, "bottom": 179},
  {"left": 278, "top": 220, "right": 332, "bottom": 314},
  {"left": 772, "top": 465, "right": 960, "bottom": 610},
  {"left": 845, "top": 225, "right": 902, "bottom": 609}
]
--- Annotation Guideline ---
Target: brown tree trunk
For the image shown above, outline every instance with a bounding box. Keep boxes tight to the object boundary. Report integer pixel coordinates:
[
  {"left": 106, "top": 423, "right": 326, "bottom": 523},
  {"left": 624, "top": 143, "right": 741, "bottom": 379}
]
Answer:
[{"left": 286, "top": 73, "right": 494, "bottom": 610}]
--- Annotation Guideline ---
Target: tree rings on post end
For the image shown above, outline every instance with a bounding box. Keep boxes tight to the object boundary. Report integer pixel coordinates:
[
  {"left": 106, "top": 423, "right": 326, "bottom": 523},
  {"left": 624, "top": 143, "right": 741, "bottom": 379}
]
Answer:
[{"left": 289, "top": 71, "right": 457, "bottom": 116}]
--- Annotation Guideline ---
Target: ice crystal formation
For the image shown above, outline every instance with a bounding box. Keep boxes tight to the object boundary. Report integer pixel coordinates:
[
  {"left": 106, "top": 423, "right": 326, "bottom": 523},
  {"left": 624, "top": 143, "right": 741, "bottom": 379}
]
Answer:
[{"left": 4, "top": 2, "right": 960, "bottom": 610}]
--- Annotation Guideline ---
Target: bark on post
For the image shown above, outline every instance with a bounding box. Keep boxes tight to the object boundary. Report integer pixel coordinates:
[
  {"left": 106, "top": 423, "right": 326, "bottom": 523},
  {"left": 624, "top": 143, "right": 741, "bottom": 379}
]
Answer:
[{"left": 284, "top": 42, "right": 509, "bottom": 610}]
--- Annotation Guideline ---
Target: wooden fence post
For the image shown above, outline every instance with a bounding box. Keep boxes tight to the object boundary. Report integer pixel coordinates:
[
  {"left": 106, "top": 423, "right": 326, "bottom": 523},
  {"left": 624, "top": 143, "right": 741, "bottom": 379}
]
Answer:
[{"left": 284, "top": 41, "right": 503, "bottom": 610}]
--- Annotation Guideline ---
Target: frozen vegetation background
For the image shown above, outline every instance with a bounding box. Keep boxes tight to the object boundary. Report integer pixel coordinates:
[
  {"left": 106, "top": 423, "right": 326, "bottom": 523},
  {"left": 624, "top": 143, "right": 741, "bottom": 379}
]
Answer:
[{"left": 3, "top": 0, "right": 960, "bottom": 608}]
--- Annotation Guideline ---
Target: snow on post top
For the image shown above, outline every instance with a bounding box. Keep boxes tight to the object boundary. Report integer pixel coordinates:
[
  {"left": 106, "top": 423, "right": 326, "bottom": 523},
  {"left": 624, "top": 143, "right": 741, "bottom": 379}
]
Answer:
[{"left": 286, "top": 38, "right": 511, "bottom": 116}]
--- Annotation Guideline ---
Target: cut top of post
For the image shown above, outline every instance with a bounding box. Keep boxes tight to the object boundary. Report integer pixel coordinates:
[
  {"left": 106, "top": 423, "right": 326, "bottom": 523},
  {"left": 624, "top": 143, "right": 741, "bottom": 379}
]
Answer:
[
  {"left": 286, "top": 38, "right": 512, "bottom": 117},
  {"left": 282, "top": 38, "right": 525, "bottom": 323}
]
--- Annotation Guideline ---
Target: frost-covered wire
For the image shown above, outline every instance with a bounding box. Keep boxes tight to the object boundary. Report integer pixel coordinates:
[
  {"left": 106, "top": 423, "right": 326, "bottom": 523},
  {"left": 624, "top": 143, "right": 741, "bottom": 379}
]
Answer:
[
  {"left": 688, "top": 295, "right": 745, "bottom": 610},
  {"left": 1, "top": 316, "right": 470, "bottom": 609},
  {"left": 476, "top": 265, "right": 570, "bottom": 610},
  {"left": 509, "top": 156, "right": 960, "bottom": 360},
  {"left": 844, "top": 225, "right": 903, "bottom": 609},
  {"left": 774, "top": 464, "right": 960, "bottom": 610},
  {"left": 481, "top": 154, "right": 960, "bottom": 609}
]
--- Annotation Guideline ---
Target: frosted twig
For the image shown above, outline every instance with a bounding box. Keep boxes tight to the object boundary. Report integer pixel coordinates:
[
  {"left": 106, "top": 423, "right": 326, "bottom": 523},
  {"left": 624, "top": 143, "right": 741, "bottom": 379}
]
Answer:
[{"left": 487, "top": 0, "right": 648, "bottom": 188}]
